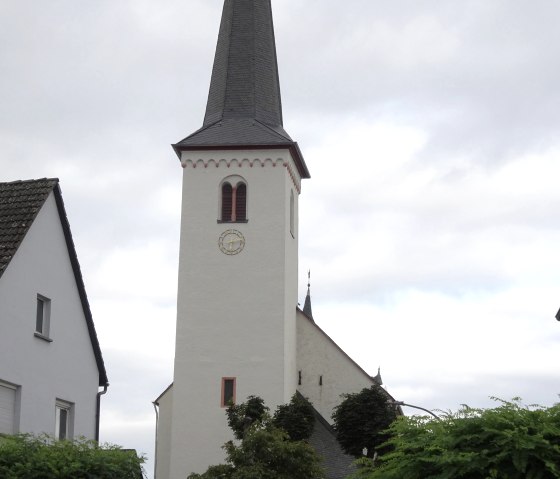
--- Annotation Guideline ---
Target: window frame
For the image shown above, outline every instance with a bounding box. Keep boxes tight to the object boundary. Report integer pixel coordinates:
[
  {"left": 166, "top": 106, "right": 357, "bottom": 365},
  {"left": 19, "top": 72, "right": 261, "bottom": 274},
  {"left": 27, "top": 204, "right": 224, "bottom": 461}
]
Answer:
[
  {"left": 221, "top": 377, "right": 236, "bottom": 408},
  {"left": 55, "top": 399, "right": 74, "bottom": 440},
  {"left": 35, "top": 294, "right": 52, "bottom": 342},
  {"left": 0, "top": 380, "right": 20, "bottom": 435},
  {"left": 218, "top": 177, "right": 248, "bottom": 224}
]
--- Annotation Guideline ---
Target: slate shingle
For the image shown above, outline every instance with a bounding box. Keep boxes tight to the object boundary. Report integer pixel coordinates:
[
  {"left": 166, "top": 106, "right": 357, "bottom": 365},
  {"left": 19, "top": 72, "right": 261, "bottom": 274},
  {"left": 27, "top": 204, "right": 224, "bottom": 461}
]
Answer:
[
  {"left": 173, "top": 0, "right": 310, "bottom": 179},
  {"left": 0, "top": 179, "right": 58, "bottom": 279},
  {"left": 308, "top": 405, "right": 357, "bottom": 479}
]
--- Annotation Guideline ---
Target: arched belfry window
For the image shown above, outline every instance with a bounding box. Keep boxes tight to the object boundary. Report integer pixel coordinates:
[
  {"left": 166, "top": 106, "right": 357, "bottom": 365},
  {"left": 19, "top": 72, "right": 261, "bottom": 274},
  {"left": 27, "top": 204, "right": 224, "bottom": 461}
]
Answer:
[{"left": 220, "top": 176, "right": 248, "bottom": 223}]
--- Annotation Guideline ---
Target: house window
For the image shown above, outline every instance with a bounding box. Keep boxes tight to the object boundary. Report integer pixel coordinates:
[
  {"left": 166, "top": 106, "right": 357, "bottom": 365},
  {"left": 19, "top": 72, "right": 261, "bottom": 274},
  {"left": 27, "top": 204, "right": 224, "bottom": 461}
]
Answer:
[
  {"left": 35, "top": 294, "right": 51, "bottom": 339},
  {"left": 221, "top": 378, "right": 236, "bottom": 407},
  {"left": 55, "top": 400, "right": 73, "bottom": 440},
  {"left": 220, "top": 178, "right": 247, "bottom": 223},
  {"left": 0, "top": 381, "right": 18, "bottom": 435}
]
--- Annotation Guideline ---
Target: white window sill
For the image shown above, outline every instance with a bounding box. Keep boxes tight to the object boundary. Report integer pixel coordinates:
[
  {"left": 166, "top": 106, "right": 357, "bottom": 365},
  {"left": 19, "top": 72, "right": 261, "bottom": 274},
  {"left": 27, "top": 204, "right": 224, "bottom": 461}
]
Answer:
[{"left": 34, "top": 332, "right": 53, "bottom": 343}]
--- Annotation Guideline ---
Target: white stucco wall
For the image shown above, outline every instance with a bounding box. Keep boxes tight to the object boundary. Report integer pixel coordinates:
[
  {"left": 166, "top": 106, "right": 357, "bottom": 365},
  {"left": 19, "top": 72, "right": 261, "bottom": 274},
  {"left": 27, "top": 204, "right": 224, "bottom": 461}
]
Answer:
[
  {"left": 0, "top": 192, "right": 100, "bottom": 439},
  {"left": 296, "top": 309, "right": 375, "bottom": 424},
  {"left": 167, "top": 149, "right": 302, "bottom": 478}
]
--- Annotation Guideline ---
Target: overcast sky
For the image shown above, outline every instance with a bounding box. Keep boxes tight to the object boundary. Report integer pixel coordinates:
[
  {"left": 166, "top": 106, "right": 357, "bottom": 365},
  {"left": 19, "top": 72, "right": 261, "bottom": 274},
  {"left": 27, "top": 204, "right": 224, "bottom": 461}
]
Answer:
[{"left": 1, "top": 0, "right": 560, "bottom": 477}]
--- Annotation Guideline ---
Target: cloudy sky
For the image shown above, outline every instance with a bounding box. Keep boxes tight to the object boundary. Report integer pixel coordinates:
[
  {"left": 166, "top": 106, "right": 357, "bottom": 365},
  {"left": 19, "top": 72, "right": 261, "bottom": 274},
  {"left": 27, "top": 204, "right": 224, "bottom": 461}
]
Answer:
[{"left": 2, "top": 0, "right": 560, "bottom": 476}]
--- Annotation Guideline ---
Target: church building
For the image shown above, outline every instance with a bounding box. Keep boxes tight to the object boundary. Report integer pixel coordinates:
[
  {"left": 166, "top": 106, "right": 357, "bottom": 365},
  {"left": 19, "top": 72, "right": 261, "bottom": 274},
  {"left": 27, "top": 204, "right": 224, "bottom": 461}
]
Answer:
[{"left": 153, "top": 1, "right": 388, "bottom": 478}]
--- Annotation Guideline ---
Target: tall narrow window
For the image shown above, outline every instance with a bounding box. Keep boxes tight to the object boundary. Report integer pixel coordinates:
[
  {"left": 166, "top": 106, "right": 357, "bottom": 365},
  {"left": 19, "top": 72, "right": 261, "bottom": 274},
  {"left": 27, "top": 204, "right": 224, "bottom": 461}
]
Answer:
[
  {"left": 220, "top": 177, "right": 247, "bottom": 223},
  {"left": 55, "top": 400, "right": 73, "bottom": 440},
  {"left": 221, "top": 378, "right": 236, "bottom": 407},
  {"left": 235, "top": 183, "right": 247, "bottom": 221},
  {"left": 221, "top": 183, "right": 233, "bottom": 221},
  {"left": 36, "top": 295, "right": 51, "bottom": 338},
  {"left": 290, "top": 190, "right": 295, "bottom": 237}
]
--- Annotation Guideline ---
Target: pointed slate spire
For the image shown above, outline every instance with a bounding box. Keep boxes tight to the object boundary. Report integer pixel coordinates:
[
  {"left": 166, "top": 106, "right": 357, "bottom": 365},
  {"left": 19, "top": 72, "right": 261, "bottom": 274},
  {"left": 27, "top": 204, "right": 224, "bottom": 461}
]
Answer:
[
  {"left": 173, "top": 0, "right": 310, "bottom": 179},
  {"left": 556, "top": 308, "right": 560, "bottom": 321},
  {"left": 303, "top": 270, "right": 313, "bottom": 319},
  {"left": 372, "top": 367, "right": 383, "bottom": 386}
]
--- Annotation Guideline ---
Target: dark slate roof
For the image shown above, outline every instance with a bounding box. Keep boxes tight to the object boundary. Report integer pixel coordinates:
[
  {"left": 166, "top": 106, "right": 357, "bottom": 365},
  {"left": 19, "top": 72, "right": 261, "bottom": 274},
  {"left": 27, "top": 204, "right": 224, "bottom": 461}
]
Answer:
[
  {"left": 0, "top": 179, "right": 108, "bottom": 387},
  {"left": 556, "top": 308, "right": 560, "bottom": 321},
  {"left": 307, "top": 399, "right": 357, "bottom": 479},
  {"left": 0, "top": 179, "right": 57, "bottom": 277},
  {"left": 173, "top": 0, "right": 310, "bottom": 179}
]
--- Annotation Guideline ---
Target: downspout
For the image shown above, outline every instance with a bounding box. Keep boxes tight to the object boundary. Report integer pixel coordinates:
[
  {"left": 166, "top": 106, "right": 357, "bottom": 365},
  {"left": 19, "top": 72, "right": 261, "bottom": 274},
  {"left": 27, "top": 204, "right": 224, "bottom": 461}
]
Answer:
[
  {"left": 95, "top": 384, "right": 109, "bottom": 442},
  {"left": 153, "top": 401, "right": 159, "bottom": 479}
]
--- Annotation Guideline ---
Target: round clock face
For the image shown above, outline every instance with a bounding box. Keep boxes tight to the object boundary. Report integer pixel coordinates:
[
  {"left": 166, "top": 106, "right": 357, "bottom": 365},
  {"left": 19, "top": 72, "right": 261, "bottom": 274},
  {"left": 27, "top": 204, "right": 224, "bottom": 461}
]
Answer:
[{"left": 219, "top": 229, "right": 245, "bottom": 255}]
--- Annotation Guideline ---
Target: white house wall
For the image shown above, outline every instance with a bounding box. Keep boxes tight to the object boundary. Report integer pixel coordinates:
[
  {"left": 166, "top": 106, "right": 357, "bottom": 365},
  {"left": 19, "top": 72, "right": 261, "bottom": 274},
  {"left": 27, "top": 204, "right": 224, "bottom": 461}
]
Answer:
[
  {"left": 296, "top": 309, "right": 374, "bottom": 424},
  {"left": 0, "top": 192, "right": 100, "bottom": 439}
]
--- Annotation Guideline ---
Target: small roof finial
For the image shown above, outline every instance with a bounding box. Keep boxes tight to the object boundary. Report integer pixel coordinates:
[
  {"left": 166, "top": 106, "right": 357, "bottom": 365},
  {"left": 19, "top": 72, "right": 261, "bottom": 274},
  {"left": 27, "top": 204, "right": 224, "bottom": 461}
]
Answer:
[{"left": 303, "top": 270, "right": 313, "bottom": 320}]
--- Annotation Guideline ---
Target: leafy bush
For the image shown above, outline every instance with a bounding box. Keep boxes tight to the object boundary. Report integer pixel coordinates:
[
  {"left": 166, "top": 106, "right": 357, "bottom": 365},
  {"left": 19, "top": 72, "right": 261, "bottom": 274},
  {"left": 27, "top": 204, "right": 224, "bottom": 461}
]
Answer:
[
  {"left": 352, "top": 398, "right": 560, "bottom": 479},
  {"left": 0, "top": 434, "right": 145, "bottom": 479}
]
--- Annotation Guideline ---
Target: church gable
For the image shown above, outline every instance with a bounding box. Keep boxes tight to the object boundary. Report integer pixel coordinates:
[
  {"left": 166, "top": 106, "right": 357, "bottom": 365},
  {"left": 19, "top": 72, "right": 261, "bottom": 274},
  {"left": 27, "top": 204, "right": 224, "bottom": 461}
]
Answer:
[{"left": 296, "top": 308, "right": 377, "bottom": 424}]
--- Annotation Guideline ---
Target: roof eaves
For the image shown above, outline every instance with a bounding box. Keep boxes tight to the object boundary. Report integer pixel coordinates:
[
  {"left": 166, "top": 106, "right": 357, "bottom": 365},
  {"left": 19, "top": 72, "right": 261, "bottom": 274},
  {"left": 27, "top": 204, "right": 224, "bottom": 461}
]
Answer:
[
  {"left": 52, "top": 184, "right": 108, "bottom": 387},
  {"left": 154, "top": 382, "right": 174, "bottom": 404}
]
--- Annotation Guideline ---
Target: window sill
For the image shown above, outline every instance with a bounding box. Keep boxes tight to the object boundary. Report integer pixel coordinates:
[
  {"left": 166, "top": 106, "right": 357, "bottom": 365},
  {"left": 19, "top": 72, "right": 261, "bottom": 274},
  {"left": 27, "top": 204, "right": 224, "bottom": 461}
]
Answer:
[
  {"left": 217, "top": 219, "right": 249, "bottom": 224},
  {"left": 34, "top": 332, "right": 53, "bottom": 343}
]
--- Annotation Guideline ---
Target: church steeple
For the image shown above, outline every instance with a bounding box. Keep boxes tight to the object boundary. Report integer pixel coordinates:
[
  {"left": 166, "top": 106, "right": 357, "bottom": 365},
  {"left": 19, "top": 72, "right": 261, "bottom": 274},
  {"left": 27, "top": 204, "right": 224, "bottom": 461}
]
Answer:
[
  {"left": 172, "top": 0, "right": 310, "bottom": 179},
  {"left": 204, "top": 0, "right": 284, "bottom": 129}
]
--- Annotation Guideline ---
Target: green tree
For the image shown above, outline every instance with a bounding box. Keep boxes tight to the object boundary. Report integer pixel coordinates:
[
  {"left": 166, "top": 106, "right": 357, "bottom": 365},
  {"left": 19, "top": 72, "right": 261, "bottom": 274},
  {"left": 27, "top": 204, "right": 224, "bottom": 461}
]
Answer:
[
  {"left": 332, "top": 385, "right": 398, "bottom": 458},
  {"left": 273, "top": 393, "right": 315, "bottom": 441},
  {"left": 188, "top": 395, "right": 324, "bottom": 479},
  {"left": 0, "top": 434, "right": 145, "bottom": 478},
  {"left": 352, "top": 398, "right": 560, "bottom": 479}
]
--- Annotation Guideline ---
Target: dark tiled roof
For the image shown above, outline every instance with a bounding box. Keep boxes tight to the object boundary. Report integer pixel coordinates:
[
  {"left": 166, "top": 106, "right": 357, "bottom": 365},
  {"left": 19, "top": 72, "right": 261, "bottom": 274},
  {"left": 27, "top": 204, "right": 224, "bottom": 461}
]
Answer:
[
  {"left": 0, "top": 179, "right": 108, "bottom": 387},
  {"left": 308, "top": 401, "right": 356, "bottom": 479},
  {"left": 0, "top": 179, "right": 58, "bottom": 279},
  {"left": 173, "top": 0, "right": 310, "bottom": 179}
]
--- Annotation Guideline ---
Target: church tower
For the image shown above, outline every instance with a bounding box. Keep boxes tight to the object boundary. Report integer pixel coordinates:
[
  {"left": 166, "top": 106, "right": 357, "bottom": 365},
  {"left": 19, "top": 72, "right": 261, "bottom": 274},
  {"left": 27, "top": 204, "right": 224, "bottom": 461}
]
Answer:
[{"left": 167, "top": 0, "right": 310, "bottom": 476}]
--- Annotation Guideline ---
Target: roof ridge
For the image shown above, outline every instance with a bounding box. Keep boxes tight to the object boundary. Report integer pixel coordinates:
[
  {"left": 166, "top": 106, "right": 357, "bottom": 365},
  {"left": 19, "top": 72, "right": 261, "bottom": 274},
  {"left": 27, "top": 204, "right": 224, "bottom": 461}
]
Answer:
[{"left": 0, "top": 178, "right": 59, "bottom": 186}]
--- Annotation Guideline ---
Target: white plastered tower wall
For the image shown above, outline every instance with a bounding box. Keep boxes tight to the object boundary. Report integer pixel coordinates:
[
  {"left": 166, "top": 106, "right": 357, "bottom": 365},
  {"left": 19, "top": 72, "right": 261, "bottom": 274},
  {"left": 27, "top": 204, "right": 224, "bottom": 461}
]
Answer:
[{"left": 167, "top": 149, "right": 301, "bottom": 478}]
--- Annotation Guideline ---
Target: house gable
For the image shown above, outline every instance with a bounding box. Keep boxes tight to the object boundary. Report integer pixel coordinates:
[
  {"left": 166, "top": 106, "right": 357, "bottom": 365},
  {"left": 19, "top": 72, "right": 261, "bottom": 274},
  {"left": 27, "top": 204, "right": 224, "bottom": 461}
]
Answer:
[{"left": 0, "top": 179, "right": 107, "bottom": 387}]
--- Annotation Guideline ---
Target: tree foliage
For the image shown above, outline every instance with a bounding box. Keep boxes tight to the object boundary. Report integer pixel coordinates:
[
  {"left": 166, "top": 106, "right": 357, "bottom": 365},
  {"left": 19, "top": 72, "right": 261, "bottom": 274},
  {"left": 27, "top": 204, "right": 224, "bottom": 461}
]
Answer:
[
  {"left": 352, "top": 398, "right": 560, "bottom": 479},
  {"left": 331, "top": 385, "right": 398, "bottom": 458},
  {"left": 226, "top": 395, "right": 269, "bottom": 440},
  {"left": 273, "top": 393, "right": 315, "bottom": 441},
  {"left": 188, "top": 395, "right": 324, "bottom": 479},
  {"left": 0, "top": 434, "right": 145, "bottom": 479}
]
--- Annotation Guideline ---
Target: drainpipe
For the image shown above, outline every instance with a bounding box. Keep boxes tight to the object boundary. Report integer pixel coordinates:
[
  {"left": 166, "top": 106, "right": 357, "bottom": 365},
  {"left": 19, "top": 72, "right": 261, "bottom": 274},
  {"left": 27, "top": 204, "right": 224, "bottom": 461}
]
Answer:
[
  {"left": 153, "top": 401, "right": 159, "bottom": 479},
  {"left": 95, "top": 384, "right": 109, "bottom": 442}
]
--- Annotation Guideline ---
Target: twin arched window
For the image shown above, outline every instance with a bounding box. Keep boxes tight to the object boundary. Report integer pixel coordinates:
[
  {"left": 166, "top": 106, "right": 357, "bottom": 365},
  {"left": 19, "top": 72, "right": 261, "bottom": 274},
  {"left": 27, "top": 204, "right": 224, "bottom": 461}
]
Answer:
[{"left": 221, "top": 180, "right": 247, "bottom": 222}]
